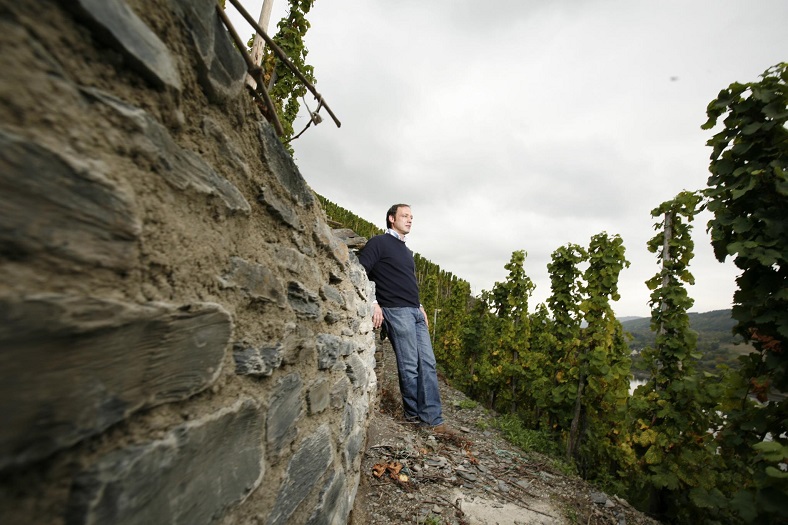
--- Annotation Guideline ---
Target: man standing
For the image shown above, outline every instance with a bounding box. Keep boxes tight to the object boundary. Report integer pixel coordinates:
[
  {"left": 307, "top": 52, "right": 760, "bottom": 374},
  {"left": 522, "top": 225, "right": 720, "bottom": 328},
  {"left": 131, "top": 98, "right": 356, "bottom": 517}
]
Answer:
[{"left": 358, "top": 204, "right": 448, "bottom": 432}]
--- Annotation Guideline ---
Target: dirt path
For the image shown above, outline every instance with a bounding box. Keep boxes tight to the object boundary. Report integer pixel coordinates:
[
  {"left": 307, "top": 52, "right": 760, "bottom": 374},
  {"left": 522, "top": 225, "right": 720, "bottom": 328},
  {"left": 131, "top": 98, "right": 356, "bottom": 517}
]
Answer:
[{"left": 350, "top": 339, "right": 661, "bottom": 525}]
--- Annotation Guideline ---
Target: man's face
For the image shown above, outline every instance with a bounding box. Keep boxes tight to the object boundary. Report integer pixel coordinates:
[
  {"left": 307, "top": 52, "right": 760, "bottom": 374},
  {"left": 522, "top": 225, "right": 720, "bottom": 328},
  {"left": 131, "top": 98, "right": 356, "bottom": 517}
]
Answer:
[{"left": 389, "top": 206, "right": 413, "bottom": 236}]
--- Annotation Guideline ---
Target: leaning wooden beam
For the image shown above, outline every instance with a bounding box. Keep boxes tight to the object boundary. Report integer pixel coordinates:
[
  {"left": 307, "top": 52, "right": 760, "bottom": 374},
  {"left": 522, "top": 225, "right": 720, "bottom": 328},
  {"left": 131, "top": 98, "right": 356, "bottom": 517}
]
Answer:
[
  {"left": 216, "top": 5, "right": 285, "bottom": 136},
  {"left": 225, "top": 0, "right": 342, "bottom": 129}
]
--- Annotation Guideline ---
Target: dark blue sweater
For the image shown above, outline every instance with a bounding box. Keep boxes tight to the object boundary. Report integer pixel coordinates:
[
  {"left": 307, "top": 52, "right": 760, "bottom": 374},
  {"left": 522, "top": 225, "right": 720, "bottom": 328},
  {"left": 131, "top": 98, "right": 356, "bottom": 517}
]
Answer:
[{"left": 358, "top": 233, "right": 421, "bottom": 308}]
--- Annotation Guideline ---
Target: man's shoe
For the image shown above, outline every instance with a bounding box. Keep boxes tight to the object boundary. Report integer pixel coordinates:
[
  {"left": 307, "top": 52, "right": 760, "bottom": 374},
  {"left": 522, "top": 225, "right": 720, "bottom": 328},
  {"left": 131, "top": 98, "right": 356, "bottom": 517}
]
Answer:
[{"left": 431, "top": 423, "right": 457, "bottom": 436}]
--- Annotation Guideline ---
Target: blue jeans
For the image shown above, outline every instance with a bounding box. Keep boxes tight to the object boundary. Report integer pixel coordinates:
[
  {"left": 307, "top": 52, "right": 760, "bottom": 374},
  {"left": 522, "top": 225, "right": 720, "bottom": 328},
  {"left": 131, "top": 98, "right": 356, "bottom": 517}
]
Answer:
[{"left": 381, "top": 307, "right": 443, "bottom": 426}]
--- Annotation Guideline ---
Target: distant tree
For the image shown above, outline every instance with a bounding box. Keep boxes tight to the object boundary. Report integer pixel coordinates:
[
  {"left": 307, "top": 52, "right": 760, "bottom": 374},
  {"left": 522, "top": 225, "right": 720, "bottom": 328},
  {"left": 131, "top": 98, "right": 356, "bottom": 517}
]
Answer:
[
  {"left": 568, "top": 233, "right": 630, "bottom": 473},
  {"left": 489, "top": 251, "right": 535, "bottom": 414},
  {"left": 702, "top": 62, "right": 788, "bottom": 523},
  {"left": 627, "top": 191, "right": 725, "bottom": 523},
  {"left": 436, "top": 279, "right": 471, "bottom": 380},
  {"left": 545, "top": 244, "right": 586, "bottom": 435},
  {"left": 526, "top": 303, "right": 555, "bottom": 427},
  {"left": 469, "top": 290, "right": 501, "bottom": 408}
]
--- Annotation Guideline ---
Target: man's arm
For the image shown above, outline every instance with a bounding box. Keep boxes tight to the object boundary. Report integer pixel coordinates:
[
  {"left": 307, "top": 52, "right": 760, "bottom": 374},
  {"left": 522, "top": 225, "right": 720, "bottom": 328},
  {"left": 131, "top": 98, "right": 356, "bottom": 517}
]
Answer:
[
  {"left": 356, "top": 236, "right": 379, "bottom": 276},
  {"left": 358, "top": 237, "right": 384, "bottom": 329}
]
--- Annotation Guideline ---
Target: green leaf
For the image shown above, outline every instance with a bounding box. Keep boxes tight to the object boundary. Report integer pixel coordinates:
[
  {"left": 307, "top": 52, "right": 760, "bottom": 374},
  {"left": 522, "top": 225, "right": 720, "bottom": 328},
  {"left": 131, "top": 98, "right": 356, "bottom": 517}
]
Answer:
[
  {"left": 742, "top": 121, "right": 762, "bottom": 135},
  {"left": 731, "top": 141, "right": 754, "bottom": 156},
  {"left": 753, "top": 441, "right": 787, "bottom": 461},
  {"left": 689, "top": 487, "right": 728, "bottom": 509},
  {"left": 730, "top": 490, "right": 758, "bottom": 522},
  {"left": 765, "top": 466, "right": 788, "bottom": 478},
  {"left": 763, "top": 100, "right": 788, "bottom": 119}
]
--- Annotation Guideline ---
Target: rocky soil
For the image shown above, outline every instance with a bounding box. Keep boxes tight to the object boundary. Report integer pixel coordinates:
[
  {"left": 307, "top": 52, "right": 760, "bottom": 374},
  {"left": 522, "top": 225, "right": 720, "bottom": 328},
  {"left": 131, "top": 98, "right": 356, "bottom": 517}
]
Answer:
[{"left": 349, "top": 339, "right": 662, "bottom": 525}]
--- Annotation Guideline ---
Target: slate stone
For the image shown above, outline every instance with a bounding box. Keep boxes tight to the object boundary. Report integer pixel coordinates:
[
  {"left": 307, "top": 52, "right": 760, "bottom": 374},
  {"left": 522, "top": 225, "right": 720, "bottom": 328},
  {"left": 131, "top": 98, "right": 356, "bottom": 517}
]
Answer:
[
  {"left": 233, "top": 342, "right": 283, "bottom": 377},
  {"left": 348, "top": 257, "right": 370, "bottom": 299},
  {"left": 169, "top": 0, "right": 246, "bottom": 103},
  {"left": 313, "top": 221, "right": 350, "bottom": 266},
  {"left": 340, "top": 403, "right": 354, "bottom": 440},
  {"left": 316, "top": 333, "right": 352, "bottom": 370},
  {"left": 331, "top": 228, "right": 356, "bottom": 239},
  {"left": 456, "top": 469, "right": 477, "bottom": 482},
  {"left": 67, "top": 0, "right": 181, "bottom": 90},
  {"left": 591, "top": 491, "right": 610, "bottom": 505},
  {"left": 305, "top": 472, "right": 350, "bottom": 525},
  {"left": 280, "top": 323, "right": 316, "bottom": 366},
  {"left": 202, "top": 117, "right": 250, "bottom": 177},
  {"left": 258, "top": 121, "right": 315, "bottom": 207},
  {"left": 266, "top": 424, "right": 333, "bottom": 525},
  {"left": 0, "top": 129, "right": 140, "bottom": 269},
  {"left": 330, "top": 377, "right": 351, "bottom": 410},
  {"left": 345, "top": 354, "right": 369, "bottom": 390},
  {"left": 343, "top": 428, "right": 365, "bottom": 471},
  {"left": 0, "top": 295, "right": 231, "bottom": 471},
  {"left": 266, "top": 373, "right": 303, "bottom": 462},
  {"left": 306, "top": 379, "right": 330, "bottom": 415},
  {"left": 67, "top": 399, "right": 263, "bottom": 525},
  {"left": 287, "top": 281, "right": 321, "bottom": 319},
  {"left": 221, "top": 256, "right": 286, "bottom": 307},
  {"left": 324, "top": 310, "right": 342, "bottom": 325},
  {"left": 332, "top": 228, "right": 367, "bottom": 250},
  {"left": 272, "top": 245, "right": 318, "bottom": 276},
  {"left": 81, "top": 88, "right": 251, "bottom": 213},
  {"left": 319, "top": 285, "right": 344, "bottom": 307},
  {"left": 357, "top": 315, "right": 374, "bottom": 337},
  {"left": 341, "top": 340, "right": 356, "bottom": 357},
  {"left": 257, "top": 186, "right": 304, "bottom": 231}
]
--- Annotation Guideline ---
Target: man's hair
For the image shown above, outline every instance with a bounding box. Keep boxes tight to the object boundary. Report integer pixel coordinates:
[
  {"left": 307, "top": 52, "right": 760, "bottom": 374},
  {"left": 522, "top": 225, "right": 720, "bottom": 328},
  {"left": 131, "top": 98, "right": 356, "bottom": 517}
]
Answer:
[{"left": 386, "top": 203, "right": 410, "bottom": 229}]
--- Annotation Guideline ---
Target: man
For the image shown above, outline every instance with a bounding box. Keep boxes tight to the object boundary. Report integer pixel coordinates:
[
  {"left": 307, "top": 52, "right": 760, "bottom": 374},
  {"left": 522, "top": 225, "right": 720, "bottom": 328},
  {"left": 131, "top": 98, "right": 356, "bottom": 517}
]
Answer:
[{"left": 358, "top": 204, "right": 448, "bottom": 432}]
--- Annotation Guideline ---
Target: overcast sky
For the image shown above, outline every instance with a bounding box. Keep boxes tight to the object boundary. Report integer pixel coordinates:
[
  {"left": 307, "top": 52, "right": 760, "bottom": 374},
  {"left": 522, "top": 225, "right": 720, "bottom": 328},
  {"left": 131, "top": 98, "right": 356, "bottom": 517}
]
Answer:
[{"left": 227, "top": 1, "right": 787, "bottom": 318}]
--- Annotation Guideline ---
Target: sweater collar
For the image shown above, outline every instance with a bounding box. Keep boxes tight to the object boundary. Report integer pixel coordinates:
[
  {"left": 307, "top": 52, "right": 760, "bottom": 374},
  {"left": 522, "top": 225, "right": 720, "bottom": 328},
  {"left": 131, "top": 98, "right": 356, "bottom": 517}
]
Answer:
[{"left": 385, "top": 228, "right": 406, "bottom": 242}]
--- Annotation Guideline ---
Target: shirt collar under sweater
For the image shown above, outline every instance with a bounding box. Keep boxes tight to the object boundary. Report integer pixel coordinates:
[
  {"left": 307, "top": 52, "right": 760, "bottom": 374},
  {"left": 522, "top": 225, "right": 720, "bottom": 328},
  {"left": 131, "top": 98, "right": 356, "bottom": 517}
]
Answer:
[{"left": 385, "top": 228, "right": 407, "bottom": 242}]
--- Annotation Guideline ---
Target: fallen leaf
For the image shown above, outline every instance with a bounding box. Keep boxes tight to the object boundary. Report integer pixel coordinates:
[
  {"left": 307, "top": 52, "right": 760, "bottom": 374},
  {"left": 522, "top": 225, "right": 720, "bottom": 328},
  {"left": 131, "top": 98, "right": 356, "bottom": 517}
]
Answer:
[{"left": 372, "top": 463, "right": 387, "bottom": 478}]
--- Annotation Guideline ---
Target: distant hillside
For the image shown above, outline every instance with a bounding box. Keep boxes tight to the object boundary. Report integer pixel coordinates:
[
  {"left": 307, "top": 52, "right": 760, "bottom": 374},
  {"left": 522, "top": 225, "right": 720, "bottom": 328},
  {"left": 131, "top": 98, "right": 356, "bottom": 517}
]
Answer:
[{"left": 623, "top": 309, "right": 752, "bottom": 375}]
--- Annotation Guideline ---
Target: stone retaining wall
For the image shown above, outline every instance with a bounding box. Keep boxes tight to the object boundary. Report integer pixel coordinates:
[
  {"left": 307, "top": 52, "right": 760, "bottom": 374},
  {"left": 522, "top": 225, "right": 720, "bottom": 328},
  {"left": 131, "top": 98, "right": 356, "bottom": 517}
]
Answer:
[{"left": 0, "top": 1, "right": 377, "bottom": 523}]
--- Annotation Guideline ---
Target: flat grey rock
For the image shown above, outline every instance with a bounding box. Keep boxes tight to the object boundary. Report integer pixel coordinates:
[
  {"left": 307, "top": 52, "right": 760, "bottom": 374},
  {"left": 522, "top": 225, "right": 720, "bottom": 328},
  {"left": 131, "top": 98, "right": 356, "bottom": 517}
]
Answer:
[{"left": 0, "top": 295, "right": 231, "bottom": 471}]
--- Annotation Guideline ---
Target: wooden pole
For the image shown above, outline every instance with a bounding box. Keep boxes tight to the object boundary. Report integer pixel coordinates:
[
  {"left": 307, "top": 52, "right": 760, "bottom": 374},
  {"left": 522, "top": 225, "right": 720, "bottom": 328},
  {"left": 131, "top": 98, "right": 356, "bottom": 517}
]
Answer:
[
  {"left": 216, "top": 5, "right": 284, "bottom": 135},
  {"left": 246, "top": 0, "right": 275, "bottom": 90},
  {"left": 226, "top": 0, "right": 341, "bottom": 128},
  {"left": 659, "top": 211, "right": 673, "bottom": 336}
]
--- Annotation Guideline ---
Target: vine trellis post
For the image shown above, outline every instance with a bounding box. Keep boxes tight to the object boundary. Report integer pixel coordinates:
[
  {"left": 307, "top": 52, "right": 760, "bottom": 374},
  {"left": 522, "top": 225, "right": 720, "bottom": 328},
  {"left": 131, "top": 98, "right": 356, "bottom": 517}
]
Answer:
[
  {"left": 221, "top": 0, "right": 341, "bottom": 136},
  {"left": 659, "top": 211, "right": 672, "bottom": 336},
  {"left": 245, "top": 0, "right": 275, "bottom": 91}
]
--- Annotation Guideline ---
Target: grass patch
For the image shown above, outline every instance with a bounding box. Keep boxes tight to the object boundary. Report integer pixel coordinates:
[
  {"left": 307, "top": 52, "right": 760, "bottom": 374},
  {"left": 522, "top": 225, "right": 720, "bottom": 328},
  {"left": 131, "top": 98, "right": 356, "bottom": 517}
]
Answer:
[
  {"left": 421, "top": 514, "right": 441, "bottom": 525},
  {"left": 457, "top": 398, "right": 478, "bottom": 409},
  {"left": 493, "top": 414, "right": 562, "bottom": 458}
]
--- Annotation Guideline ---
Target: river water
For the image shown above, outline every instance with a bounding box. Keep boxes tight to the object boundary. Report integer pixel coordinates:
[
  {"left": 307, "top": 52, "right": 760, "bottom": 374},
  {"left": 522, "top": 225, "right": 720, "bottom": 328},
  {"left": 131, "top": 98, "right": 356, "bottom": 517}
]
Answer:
[{"left": 629, "top": 378, "right": 648, "bottom": 394}]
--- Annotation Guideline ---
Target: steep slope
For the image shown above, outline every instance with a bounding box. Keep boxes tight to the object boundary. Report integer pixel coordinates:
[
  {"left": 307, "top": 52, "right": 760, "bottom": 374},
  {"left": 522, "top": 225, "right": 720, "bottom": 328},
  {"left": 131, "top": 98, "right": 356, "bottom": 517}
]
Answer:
[{"left": 351, "top": 338, "right": 662, "bottom": 525}]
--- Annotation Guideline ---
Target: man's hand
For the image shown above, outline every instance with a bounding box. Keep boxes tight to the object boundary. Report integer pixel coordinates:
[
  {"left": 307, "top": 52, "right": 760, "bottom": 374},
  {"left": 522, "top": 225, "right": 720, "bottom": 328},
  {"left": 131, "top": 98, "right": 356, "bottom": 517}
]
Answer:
[
  {"left": 372, "top": 303, "right": 384, "bottom": 329},
  {"left": 420, "top": 305, "right": 429, "bottom": 329}
]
